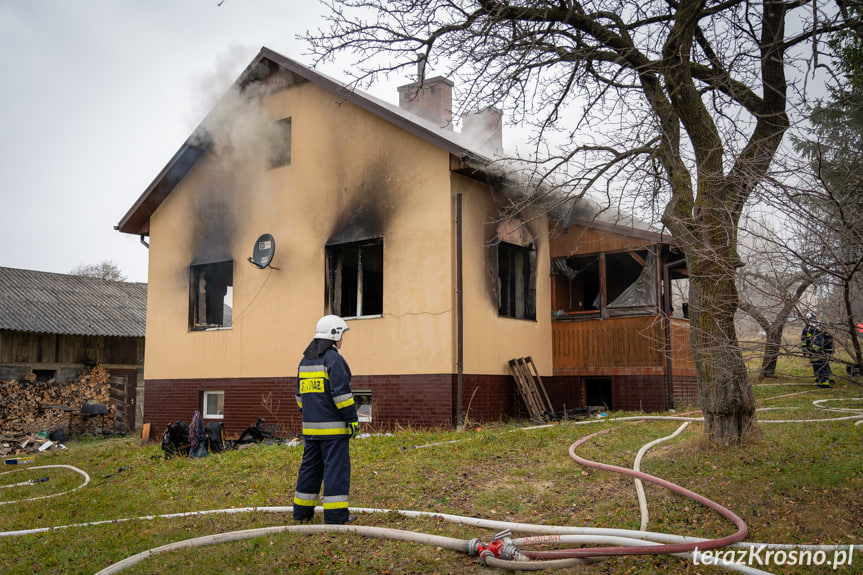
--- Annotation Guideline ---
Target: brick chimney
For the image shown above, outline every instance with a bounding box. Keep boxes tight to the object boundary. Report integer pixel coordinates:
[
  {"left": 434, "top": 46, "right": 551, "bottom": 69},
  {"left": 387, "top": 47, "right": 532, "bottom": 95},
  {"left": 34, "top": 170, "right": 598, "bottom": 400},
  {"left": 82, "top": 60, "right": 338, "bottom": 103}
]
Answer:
[{"left": 397, "top": 76, "right": 454, "bottom": 130}]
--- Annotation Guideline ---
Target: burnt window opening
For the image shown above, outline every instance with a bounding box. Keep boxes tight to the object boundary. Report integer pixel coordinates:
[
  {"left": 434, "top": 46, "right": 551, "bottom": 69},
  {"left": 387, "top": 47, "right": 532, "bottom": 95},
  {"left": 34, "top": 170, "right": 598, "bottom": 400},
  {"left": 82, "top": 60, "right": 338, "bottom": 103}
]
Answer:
[
  {"left": 606, "top": 249, "right": 657, "bottom": 311},
  {"left": 190, "top": 261, "right": 234, "bottom": 331},
  {"left": 327, "top": 239, "right": 383, "bottom": 318},
  {"left": 267, "top": 117, "right": 292, "bottom": 168},
  {"left": 498, "top": 241, "right": 536, "bottom": 320},
  {"left": 552, "top": 255, "right": 601, "bottom": 314},
  {"left": 552, "top": 248, "right": 660, "bottom": 318}
]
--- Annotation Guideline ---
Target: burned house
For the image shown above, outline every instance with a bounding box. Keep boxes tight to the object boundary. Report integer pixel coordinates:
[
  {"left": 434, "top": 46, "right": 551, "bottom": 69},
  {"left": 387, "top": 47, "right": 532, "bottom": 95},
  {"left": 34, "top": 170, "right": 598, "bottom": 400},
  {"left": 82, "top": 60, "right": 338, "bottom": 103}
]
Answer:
[
  {"left": 116, "top": 48, "right": 695, "bottom": 436},
  {"left": 0, "top": 266, "right": 146, "bottom": 434}
]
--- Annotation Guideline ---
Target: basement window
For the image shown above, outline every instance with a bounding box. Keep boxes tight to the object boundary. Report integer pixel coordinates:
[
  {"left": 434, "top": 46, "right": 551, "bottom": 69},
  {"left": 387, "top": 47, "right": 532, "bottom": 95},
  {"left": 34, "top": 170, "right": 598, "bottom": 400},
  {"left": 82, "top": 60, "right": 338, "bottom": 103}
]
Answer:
[
  {"left": 267, "top": 117, "right": 292, "bottom": 168},
  {"left": 354, "top": 390, "right": 372, "bottom": 423},
  {"left": 202, "top": 390, "right": 225, "bottom": 419},
  {"left": 497, "top": 241, "right": 536, "bottom": 320},
  {"left": 190, "top": 261, "right": 234, "bottom": 331},
  {"left": 327, "top": 239, "right": 384, "bottom": 318}
]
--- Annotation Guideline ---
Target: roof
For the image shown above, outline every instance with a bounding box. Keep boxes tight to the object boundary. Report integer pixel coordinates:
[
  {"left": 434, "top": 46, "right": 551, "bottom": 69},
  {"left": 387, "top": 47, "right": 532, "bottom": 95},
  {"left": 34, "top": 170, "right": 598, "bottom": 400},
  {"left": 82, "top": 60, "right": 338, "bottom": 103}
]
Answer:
[
  {"left": 116, "top": 47, "right": 489, "bottom": 236},
  {"left": 0, "top": 267, "right": 147, "bottom": 338},
  {"left": 115, "top": 47, "right": 671, "bottom": 246}
]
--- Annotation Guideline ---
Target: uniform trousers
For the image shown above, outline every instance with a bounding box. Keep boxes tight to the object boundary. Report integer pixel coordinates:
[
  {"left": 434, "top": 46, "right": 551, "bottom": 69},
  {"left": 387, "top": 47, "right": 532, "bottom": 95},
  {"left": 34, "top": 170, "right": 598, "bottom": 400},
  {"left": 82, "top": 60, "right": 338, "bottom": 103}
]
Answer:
[{"left": 293, "top": 437, "right": 351, "bottom": 524}]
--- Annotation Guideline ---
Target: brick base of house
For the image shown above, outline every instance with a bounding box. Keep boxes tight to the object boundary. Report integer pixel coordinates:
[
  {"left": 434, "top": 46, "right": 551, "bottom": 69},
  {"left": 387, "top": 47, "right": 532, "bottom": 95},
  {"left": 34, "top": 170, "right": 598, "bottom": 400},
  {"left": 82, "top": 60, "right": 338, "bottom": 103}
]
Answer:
[
  {"left": 546, "top": 373, "right": 700, "bottom": 413},
  {"left": 143, "top": 371, "right": 696, "bottom": 440},
  {"left": 671, "top": 375, "right": 699, "bottom": 408},
  {"left": 144, "top": 373, "right": 522, "bottom": 439}
]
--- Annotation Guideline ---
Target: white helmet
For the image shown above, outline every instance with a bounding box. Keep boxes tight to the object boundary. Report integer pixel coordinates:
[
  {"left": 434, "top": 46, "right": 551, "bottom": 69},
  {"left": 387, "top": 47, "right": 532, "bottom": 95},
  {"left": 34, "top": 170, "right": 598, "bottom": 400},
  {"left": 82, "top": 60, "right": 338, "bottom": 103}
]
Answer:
[{"left": 315, "top": 315, "right": 349, "bottom": 341}]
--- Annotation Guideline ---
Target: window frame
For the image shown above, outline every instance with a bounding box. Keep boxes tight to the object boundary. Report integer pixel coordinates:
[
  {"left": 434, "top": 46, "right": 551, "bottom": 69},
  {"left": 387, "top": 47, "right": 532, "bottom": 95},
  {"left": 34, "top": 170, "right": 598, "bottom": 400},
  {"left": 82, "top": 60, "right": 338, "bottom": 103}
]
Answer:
[
  {"left": 267, "top": 117, "right": 292, "bottom": 169},
  {"left": 497, "top": 240, "right": 537, "bottom": 320},
  {"left": 189, "top": 260, "right": 234, "bottom": 331},
  {"left": 202, "top": 390, "right": 225, "bottom": 420},
  {"left": 353, "top": 390, "right": 373, "bottom": 423},
  {"left": 326, "top": 238, "right": 384, "bottom": 319}
]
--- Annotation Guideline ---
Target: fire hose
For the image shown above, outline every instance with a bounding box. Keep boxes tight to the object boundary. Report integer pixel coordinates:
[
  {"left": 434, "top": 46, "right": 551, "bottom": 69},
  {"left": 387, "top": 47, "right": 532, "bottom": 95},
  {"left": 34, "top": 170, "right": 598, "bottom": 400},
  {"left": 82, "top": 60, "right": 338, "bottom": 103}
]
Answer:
[
  {"left": 2, "top": 398, "right": 861, "bottom": 573},
  {"left": 0, "top": 464, "right": 89, "bottom": 506}
]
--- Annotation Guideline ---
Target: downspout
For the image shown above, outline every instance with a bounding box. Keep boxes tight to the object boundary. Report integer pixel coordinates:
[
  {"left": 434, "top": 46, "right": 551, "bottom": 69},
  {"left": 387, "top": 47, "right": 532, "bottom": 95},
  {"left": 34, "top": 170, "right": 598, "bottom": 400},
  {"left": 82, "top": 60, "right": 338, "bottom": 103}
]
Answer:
[
  {"left": 662, "top": 258, "right": 686, "bottom": 410},
  {"left": 140, "top": 235, "right": 150, "bottom": 249},
  {"left": 456, "top": 193, "right": 464, "bottom": 430}
]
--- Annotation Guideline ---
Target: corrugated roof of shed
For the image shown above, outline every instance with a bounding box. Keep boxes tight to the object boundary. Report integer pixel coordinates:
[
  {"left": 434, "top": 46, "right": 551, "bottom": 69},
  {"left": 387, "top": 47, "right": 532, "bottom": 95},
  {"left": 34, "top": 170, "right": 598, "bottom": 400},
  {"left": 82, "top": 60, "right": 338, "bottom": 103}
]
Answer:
[{"left": 0, "top": 266, "right": 146, "bottom": 337}]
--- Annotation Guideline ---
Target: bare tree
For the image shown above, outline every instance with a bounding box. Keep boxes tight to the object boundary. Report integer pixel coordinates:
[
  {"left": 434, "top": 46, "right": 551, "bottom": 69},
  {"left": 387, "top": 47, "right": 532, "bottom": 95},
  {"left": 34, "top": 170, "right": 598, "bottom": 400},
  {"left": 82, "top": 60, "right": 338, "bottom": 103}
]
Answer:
[
  {"left": 305, "top": 0, "right": 857, "bottom": 445},
  {"left": 69, "top": 260, "right": 127, "bottom": 282},
  {"left": 763, "top": 164, "right": 863, "bottom": 378},
  {"left": 790, "top": 8, "right": 863, "bottom": 378},
  {"left": 735, "top": 220, "right": 817, "bottom": 378}
]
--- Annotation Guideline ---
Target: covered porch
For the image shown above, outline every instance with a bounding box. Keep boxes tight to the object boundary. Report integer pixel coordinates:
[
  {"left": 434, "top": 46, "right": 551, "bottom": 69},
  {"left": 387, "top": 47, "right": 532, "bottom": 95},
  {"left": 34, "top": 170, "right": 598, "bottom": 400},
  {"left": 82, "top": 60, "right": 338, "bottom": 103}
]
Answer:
[{"left": 546, "top": 221, "right": 697, "bottom": 411}]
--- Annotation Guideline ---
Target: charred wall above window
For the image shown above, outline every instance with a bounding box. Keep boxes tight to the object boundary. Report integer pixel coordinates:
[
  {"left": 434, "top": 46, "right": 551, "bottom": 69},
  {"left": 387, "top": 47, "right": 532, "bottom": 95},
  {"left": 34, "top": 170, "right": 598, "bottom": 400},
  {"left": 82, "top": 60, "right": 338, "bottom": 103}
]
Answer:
[
  {"left": 324, "top": 162, "right": 401, "bottom": 316},
  {"left": 325, "top": 162, "right": 398, "bottom": 247}
]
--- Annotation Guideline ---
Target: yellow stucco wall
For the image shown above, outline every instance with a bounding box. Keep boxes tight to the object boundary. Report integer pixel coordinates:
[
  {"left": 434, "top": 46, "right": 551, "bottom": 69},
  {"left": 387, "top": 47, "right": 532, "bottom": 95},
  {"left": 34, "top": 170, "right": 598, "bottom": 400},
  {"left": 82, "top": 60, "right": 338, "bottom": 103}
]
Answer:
[
  {"left": 454, "top": 176, "right": 553, "bottom": 377},
  {"left": 143, "top": 77, "right": 551, "bottom": 380}
]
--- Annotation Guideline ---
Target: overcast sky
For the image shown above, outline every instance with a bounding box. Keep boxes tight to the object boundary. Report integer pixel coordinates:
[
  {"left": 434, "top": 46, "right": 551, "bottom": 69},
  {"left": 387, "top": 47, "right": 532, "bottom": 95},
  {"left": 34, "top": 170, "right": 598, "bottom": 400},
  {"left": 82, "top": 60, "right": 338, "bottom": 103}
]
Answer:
[{"left": 0, "top": 0, "right": 399, "bottom": 283}]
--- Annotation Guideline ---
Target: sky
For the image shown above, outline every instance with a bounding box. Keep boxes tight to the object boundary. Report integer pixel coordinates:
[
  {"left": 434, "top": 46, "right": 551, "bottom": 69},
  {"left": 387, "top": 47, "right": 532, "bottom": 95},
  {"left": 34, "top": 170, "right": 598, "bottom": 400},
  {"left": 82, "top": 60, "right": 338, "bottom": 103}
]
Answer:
[{"left": 0, "top": 0, "right": 399, "bottom": 284}]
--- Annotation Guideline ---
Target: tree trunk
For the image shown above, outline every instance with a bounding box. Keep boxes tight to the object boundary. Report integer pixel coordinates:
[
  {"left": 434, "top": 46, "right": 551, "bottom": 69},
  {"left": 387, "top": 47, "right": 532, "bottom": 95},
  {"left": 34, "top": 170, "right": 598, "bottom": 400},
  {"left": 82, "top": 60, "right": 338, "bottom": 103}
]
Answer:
[
  {"left": 759, "top": 325, "right": 783, "bottom": 379},
  {"left": 689, "top": 261, "right": 758, "bottom": 445}
]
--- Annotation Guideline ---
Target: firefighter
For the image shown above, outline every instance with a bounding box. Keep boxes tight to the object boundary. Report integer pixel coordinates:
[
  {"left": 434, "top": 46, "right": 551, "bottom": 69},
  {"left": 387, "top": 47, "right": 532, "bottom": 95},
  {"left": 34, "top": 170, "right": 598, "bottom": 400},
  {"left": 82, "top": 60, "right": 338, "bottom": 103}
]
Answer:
[
  {"left": 802, "top": 313, "right": 834, "bottom": 387},
  {"left": 293, "top": 315, "right": 359, "bottom": 525},
  {"left": 810, "top": 324, "right": 836, "bottom": 388}
]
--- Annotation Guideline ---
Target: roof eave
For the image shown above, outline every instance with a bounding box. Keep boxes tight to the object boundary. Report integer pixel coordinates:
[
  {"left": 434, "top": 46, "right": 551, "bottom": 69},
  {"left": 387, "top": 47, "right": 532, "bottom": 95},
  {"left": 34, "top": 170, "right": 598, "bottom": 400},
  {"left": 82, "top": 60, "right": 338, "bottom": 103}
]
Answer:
[
  {"left": 116, "top": 131, "right": 209, "bottom": 235},
  {"left": 116, "top": 47, "right": 484, "bottom": 237}
]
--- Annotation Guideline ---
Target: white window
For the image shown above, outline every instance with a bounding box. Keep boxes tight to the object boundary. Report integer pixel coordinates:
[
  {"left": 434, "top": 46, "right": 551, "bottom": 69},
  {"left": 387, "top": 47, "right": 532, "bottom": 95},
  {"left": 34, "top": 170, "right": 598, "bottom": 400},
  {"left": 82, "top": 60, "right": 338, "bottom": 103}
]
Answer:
[
  {"left": 354, "top": 390, "right": 372, "bottom": 423},
  {"left": 203, "top": 391, "right": 225, "bottom": 419}
]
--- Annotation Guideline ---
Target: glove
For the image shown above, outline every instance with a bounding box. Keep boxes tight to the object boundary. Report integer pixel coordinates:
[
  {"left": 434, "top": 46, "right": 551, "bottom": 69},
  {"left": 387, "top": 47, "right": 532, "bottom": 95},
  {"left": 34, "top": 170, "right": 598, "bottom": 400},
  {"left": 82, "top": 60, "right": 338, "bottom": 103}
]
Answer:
[{"left": 349, "top": 421, "right": 359, "bottom": 438}]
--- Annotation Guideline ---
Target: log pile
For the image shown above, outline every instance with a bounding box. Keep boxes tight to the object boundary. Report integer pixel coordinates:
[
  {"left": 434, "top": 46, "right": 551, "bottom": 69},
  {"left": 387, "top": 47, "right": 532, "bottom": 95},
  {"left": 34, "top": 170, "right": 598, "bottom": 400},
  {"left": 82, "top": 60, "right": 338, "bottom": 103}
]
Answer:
[{"left": 0, "top": 364, "right": 116, "bottom": 436}]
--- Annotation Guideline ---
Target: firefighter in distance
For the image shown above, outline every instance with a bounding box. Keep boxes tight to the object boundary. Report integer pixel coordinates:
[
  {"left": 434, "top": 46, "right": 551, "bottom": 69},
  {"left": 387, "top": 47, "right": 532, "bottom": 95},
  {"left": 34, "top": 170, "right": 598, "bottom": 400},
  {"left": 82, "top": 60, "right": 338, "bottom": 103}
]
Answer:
[{"left": 801, "top": 313, "right": 835, "bottom": 388}]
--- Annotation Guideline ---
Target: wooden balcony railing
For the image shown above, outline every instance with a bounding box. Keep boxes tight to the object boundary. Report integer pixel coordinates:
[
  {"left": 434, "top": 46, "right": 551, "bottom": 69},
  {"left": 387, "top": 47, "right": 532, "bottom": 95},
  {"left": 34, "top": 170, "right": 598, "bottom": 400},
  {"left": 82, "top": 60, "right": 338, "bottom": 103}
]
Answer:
[{"left": 552, "top": 315, "right": 694, "bottom": 375}]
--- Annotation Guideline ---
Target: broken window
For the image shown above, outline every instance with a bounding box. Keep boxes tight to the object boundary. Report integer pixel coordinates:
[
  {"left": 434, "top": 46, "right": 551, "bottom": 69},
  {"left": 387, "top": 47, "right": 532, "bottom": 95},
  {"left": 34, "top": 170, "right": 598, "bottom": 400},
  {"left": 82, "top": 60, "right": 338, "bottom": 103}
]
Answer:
[
  {"left": 606, "top": 249, "right": 657, "bottom": 311},
  {"left": 552, "top": 248, "right": 660, "bottom": 318},
  {"left": 498, "top": 241, "right": 536, "bottom": 320},
  {"left": 190, "top": 261, "right": 233, "bottom": 331},
  {"left": 551, "top": 255, "right": 601, "bottom": 314},
  {"left": 327, "top": 239, "right": 383, "bottom": 318},
  {"left": 267, "top": 117, "right": 292, "bottom": 168}
]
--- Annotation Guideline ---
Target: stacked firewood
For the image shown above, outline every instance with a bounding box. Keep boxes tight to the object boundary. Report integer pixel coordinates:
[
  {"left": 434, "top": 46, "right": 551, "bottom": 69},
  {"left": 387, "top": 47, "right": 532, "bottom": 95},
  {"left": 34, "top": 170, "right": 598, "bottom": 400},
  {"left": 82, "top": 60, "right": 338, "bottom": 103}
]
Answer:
[{"left": 0, "top": 365, "right": 115, "bottom": 436}]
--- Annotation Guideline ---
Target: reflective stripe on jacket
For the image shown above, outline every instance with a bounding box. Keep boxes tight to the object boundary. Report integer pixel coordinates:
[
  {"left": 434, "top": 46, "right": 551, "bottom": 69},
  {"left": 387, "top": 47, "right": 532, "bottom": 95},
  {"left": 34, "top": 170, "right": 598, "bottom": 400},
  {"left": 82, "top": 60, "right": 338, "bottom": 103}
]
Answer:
[{"left": 296, "top": 346, "right": 357, "bottom": 438}]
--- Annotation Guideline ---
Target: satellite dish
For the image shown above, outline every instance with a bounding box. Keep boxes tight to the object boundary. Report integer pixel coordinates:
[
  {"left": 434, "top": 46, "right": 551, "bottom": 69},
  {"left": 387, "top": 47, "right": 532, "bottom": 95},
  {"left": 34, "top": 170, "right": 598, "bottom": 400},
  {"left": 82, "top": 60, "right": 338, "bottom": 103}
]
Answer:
[{"left": 250, "top": 233, "right": 276, "bottom": 269}]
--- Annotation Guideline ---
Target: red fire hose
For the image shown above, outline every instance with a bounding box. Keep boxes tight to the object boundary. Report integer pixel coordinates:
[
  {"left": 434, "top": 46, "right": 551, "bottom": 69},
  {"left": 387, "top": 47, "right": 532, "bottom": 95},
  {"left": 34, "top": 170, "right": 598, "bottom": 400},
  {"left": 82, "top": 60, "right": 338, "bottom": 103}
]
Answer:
[{"left": 516, "top": 426, "right": 748, "bottom": 561}]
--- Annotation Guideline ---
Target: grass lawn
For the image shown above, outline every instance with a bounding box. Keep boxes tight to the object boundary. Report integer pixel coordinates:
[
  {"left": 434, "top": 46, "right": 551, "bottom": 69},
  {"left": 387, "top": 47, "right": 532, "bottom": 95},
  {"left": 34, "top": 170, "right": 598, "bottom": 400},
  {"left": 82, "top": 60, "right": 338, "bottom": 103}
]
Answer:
[{"left": 1, "top": 357, "right": 861, "bottom": 574}]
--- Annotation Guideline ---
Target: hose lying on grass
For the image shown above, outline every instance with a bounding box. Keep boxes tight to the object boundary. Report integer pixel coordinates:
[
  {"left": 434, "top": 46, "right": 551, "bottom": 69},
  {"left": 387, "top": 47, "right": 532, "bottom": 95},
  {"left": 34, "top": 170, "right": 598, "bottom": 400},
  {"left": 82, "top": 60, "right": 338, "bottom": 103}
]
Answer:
[
  {"left": 0, "top": 465, "right": 89, "bottom": 506},
  {"left": 2, "top": 396, "right": 861, "bottom": 573}
]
